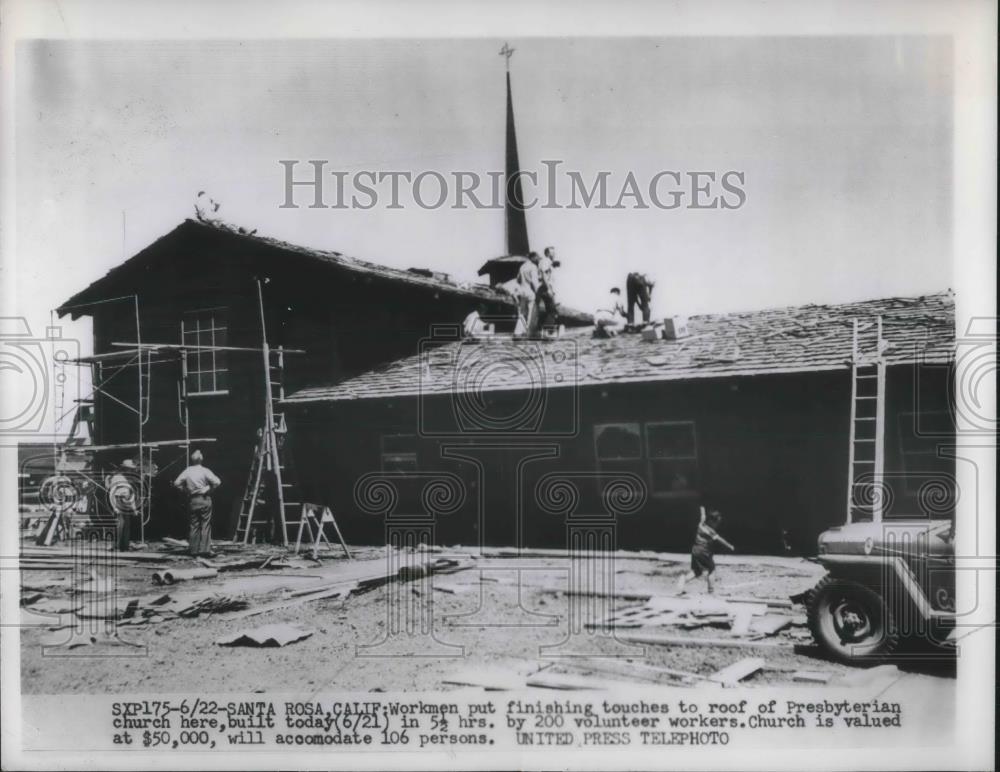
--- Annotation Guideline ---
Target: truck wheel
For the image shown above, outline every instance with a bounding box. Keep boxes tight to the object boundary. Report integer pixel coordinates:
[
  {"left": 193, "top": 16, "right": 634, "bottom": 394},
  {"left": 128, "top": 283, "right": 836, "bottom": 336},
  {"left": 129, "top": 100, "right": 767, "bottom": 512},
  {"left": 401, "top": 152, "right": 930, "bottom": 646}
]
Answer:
[{"left": 807, "top": 576, "right": 900, "bottom": 664}]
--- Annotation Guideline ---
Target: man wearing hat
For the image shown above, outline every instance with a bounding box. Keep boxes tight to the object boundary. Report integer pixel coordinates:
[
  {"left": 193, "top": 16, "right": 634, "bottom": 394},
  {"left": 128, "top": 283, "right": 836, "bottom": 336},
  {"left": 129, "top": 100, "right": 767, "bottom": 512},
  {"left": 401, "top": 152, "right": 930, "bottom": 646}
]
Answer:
[
  {"left": 108, "top": 458, "right": 139, "bottom": 551},
  {"left": 173, "top": 450, "right": 221, "bottom": 557}
]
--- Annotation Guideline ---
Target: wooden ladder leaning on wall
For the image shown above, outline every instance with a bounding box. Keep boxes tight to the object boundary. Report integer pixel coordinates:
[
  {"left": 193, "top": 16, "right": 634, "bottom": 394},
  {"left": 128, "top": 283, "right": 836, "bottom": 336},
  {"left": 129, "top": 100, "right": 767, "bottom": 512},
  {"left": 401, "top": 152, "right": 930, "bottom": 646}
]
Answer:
[
  {"left": 845, "top": 315, "right": 888, "bottom": 524},
  {"left": 232, "top": 278, "right": 348, "bottom": 552},
  {"left": 232, "top": 344, "right": 304, "bottom": 545}
]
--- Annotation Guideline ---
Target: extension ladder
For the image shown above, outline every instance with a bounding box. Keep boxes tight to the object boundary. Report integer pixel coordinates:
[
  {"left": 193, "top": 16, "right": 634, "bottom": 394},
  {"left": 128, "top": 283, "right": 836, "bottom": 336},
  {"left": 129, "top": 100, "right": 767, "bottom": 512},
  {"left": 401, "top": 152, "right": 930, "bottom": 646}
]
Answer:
[
  {"left": 232, "top": 347, "right": 304, "bottom": 545},
  {"left": 846, "top": 316, "right": 887, "bottom": 523}
]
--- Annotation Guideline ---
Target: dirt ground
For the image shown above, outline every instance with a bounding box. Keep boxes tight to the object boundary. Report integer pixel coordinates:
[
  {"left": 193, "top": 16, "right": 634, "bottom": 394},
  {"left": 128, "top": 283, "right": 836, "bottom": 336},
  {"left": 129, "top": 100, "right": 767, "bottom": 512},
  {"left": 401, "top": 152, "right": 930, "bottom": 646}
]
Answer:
[{"left": 19, "top": 542, "right": 956, "bottom": 695}]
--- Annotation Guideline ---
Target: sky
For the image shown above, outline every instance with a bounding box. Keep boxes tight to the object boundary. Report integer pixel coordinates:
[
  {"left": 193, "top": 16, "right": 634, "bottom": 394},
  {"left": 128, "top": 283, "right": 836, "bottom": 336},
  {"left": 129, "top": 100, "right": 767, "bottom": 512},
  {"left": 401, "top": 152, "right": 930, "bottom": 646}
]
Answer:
[{"left": 14, "top": 36, "right": 952, "bottom": 351}]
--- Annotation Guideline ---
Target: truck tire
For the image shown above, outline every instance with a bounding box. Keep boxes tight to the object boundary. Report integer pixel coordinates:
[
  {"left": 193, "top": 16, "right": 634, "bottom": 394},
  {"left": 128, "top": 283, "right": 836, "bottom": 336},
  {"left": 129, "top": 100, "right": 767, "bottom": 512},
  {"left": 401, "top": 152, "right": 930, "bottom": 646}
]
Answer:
[{"left": 807, "top": 576, "right": 900, "bottom": 664}]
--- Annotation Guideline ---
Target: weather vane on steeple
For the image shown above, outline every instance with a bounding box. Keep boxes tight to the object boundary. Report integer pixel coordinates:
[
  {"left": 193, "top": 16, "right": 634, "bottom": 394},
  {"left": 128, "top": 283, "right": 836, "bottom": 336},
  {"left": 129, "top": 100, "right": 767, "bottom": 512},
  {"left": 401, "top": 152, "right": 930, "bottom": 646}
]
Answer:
[{"left": 499, "top": 42, "right": 515, "bottom": 71}]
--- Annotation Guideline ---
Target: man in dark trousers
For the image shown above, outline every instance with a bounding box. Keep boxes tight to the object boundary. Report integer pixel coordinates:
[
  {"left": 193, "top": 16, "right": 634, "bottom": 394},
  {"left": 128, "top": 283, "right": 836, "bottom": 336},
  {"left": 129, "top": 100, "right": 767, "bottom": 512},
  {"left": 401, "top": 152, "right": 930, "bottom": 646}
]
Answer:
[
  {"left": 108, "top": 458, "right": 139, "bottom": 551},
  {"left": 626, "top": 271, "right": 655, "bottom": 326},
  {"left": 173, "top": 449, "right": 221, "bottom": 557},
  {"left": 536, "top": 246, "right": 560, "bottom": 331}
]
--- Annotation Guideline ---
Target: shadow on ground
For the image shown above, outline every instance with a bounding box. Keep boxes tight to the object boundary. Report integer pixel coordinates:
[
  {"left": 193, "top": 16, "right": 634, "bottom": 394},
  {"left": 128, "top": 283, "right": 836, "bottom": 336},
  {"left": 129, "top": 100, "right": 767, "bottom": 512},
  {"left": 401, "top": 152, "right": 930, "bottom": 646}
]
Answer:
[{"left": 792, "top": 641, "right": 957, "bottom": 678}]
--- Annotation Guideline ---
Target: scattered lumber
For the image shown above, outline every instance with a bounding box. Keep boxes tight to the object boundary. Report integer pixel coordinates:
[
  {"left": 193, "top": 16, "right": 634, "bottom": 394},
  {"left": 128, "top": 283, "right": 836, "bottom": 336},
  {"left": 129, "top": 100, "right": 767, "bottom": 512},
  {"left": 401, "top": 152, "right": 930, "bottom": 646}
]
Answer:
[
  {"left": 441, "top": 668, "right": 529, "bottom": 691},
  {"left": 176, "top": 594, "right": 247, "bottom": 617},
  {"left": 619, "top": 632, "right": 791, "bottom": 649},
  {"left": 748, "top": 615, "right": 793, "bottom": 636},
  {"left": 555, "top": 657, "right": 707, "bottom": 685},
  {"left": 104, "top": 551, "right": 176, "bottom": 563},
  {"left": 353, "top": 558, "right": 471, "bottom": 594},
  {"left": 708, "top": 657, "right": 765, "bottom": 686},
  {"left": 23, "top": 597, "right": 77, "bottom": 615},
  {"left": 592, "top": 596, "right": 770, "bottom": 635},
  {"left": 77, "top": 597, "right": 139, "bottom": 620},
  {"left": 542, "top": 587, "right": 655, "bottom": 602},
  {"left": 152, "top": 568, "right": 218, "bottom": 585},
  {"left": 730, "top": 608, "right": 754, "bottom": 636},
  {"left": 788, "top": 590, "right": 810, "bottom": 605},
  {"left": 719, "top": 594, "right": 795, "bottom": 609},
  {"left": 525, "top": 671, "right": 644, "bottom": 691},
  {"left": 480, "top": 546, "right": 683, "bottom": 563},
  {"left": 222, "top": 587, "right": 345, "bottom": 621}
]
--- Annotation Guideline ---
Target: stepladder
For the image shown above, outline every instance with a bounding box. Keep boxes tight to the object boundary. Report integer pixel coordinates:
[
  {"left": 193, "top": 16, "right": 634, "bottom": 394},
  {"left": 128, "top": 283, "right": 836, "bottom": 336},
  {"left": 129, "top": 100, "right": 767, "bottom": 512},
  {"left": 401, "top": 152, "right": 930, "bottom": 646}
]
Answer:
[
  {"left": 846, "top": 316, "right": 888, "bottom": 523},
  {"left": 232, "top": 410, "right": 305, "bottom": 546},
  {"left": 294, "top": 503, "right": 353, "bottom": 560}
]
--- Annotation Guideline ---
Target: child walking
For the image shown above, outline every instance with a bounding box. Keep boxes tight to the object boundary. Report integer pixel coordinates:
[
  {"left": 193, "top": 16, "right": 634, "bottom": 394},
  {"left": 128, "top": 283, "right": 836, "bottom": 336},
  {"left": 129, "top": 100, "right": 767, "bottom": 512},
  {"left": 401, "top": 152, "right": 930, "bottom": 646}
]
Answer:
[{"left": 676, "top": 507, "right": 735, "bottom": 594}]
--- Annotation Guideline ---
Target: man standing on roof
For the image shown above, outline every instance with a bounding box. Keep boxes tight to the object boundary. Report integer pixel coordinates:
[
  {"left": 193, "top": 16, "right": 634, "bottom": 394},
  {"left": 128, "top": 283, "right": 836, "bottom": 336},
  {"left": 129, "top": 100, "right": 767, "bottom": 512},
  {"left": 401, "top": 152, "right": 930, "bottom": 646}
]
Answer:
[
  {"left": 174, "top": 450, "right": 221, "bottom": 558},
  {"left": 514, "top": 252, "right": 542, "bottom": 337},
  {"left": 536, "top": 246, "right": 560, "bottom": 332},
  {"left": 626, "top": 272, "right": 655, "bottom": 326}
]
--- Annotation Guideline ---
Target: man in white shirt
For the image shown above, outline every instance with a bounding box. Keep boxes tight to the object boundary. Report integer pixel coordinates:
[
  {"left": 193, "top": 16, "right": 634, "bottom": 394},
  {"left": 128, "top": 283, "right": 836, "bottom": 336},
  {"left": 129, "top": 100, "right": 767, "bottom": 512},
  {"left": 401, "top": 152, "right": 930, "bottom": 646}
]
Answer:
[
  {"left": 536, "top": 247, "right": 559, "bottom": 331},
  {"left": 594, "top": 287, "right": 627, "bottom": 336},
  {"left": 173, "top": 449, "right": 221, "bottom": 557},
  {"left": 462, "top": 304, "right": 492, "bottom": 339},
  {"left": 514, "top": 254, "right": 542, "bottom": 336}
]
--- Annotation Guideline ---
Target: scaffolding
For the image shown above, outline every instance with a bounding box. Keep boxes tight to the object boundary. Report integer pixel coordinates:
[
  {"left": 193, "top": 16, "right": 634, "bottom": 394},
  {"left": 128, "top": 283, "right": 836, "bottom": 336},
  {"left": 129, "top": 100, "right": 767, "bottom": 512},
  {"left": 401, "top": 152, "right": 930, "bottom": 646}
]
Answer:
[{"left": 44, "top": 287, "right": 303, "bottom": 547}]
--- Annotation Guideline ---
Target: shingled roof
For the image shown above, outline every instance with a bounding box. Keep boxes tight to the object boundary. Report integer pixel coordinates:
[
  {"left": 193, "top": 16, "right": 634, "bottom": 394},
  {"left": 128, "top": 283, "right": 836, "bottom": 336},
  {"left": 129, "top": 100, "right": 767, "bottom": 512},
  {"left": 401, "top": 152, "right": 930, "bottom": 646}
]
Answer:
[
  {"left": 284, "top": 291, "right": 955, "bottom": 404},
  {"left": 59, "top": 218, "right": 593, "bottom": 324},
  {"left": 57, "top": 219, "right": 506, "bottom": 316}
]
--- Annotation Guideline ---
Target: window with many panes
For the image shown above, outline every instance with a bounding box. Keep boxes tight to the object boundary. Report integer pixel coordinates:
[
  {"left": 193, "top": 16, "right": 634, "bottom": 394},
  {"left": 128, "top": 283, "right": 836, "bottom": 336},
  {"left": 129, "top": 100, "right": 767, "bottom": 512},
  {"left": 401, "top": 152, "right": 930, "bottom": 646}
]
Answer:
[
  {"left": 381, "top": 434, "right": 417, "bottom": 472},
  {"left": 181, "top": 308, "right": 229, "bottom": 395},
  {"left": 645, "top": 421, "right": 698, "bottom": 496}
]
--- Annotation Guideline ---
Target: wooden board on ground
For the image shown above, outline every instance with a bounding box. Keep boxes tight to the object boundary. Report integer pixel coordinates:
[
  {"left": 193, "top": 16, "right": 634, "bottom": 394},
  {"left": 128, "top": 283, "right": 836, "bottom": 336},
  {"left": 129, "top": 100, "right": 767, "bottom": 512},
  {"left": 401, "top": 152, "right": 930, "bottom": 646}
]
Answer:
[
  {"left": 525, "top": 671, "right": 647, "bottom": 691},
  {"left": 709, "top": 657, "right": 765, "bottom": 686},
  {"left": 730, "top": 608, "right": 754, "bottom": 636},
  {"left": 792, "top": 670, "right": 835, "bottom": 683},
  {"left": 592, "top": 596, "right": 768, "bottom": 632},
  {"left": 717, "top": 594, "right": 795, "bottom": 609},
  {"left": 222, "top": 586, "right": 345, "bottom": 620},
  {"left": 555, "top": 657, "right": 708, "bottom": 685},
  {"left": 441, "top": 668, "right": 528, "bottom": 691},
  {"left": 749, "top": 615, "right": 794, "bottom": 636},
  {"left": 620, "top": 632, "right": 791, "bottom": 649}
]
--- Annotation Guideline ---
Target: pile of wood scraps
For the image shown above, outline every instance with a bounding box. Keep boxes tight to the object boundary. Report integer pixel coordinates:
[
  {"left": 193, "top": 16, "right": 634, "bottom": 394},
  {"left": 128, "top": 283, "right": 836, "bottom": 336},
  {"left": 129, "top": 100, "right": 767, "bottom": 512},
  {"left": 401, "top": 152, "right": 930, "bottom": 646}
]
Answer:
[
  {"left": 441, "top": 656, "right": 771, "bottom": 691},
  {"left": 543, "top": 590, "right": 810, "bottom": 648},
  {"left": 17, "top": 545, "right": 178, "bottom": 571}
]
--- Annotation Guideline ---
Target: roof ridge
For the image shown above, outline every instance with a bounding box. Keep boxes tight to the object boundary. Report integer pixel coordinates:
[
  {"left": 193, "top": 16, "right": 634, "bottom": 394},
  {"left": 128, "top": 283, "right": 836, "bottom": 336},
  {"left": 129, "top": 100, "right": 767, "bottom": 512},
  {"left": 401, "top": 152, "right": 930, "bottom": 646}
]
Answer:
[{"left": 686, "top": 289, "right": 953, "bottom": 321}]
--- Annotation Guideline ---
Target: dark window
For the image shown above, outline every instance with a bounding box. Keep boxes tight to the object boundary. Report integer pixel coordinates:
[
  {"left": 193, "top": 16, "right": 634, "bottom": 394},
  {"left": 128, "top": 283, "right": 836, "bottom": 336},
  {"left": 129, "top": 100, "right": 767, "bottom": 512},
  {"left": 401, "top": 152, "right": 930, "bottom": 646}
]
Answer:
[
  {"left": 645, "top": 421, "right": 698, "bottom": 496},
  {"left": 594, "top": 423, "right": 642, "bottom": 461},
  {"left": 181, "top": 309, "right": 229, "bottom": 395},
  {"left": 381, "top": 434, "right": 417, "bottom": 472}
]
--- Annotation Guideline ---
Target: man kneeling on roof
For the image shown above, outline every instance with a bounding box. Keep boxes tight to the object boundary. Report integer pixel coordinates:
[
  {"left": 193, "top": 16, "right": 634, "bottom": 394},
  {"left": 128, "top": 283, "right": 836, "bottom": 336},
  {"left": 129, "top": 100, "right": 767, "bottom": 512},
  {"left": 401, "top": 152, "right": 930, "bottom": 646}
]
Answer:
[
  {"left": 593, "top": 286, "right": 627, "bottom": 337},
  {"left": 462, "top": 303, "right": 493, "bottom": 339}
]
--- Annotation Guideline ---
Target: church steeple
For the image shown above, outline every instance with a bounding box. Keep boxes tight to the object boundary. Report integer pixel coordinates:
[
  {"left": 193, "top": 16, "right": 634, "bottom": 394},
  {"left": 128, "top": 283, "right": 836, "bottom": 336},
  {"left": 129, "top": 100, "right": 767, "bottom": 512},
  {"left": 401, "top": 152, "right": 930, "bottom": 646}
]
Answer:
[{"left": 501, "top": 43, "right": 530, "bottom": 257}]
